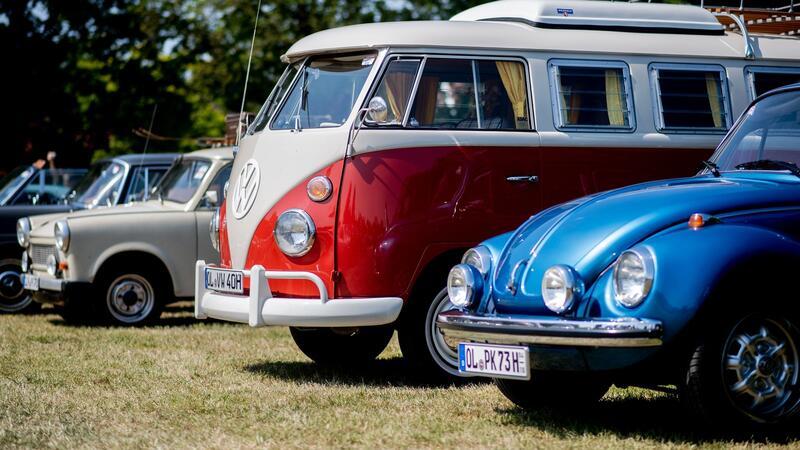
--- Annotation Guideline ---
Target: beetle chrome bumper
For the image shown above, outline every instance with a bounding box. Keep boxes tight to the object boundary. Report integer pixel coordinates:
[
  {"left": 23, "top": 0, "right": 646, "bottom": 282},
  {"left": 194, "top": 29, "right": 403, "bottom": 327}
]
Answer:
[
  {"left": 437, "top": 310, "right": 663, "bottom": 347},
  {"left": 194, "top": 261, "right": 403, "bottom": 327}
]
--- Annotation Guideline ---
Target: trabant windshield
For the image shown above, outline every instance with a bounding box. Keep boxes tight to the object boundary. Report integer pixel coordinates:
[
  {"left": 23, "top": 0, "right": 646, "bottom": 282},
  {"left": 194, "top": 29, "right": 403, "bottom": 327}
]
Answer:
[
  {"left": 69, "top": 161, "right": 126, "bottom": 208},
  {"left": 0, "top": 166, "right": 35, "bottom": 205},
  {"left": 270, "top": 53, "right": 376, "bottom": 130},
  {"left": 157, "top": 158, "right": 211, "bottom": 204},
  {"left": 714, "top": 90, "right": 800, "bottom": 173}
]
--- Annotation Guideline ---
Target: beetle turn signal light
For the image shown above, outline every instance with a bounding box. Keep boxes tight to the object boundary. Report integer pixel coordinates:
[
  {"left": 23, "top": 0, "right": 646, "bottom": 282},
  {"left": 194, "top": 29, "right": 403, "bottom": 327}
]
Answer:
[{"left": 689, "top": 213, "right": 712, "bottom": 229}]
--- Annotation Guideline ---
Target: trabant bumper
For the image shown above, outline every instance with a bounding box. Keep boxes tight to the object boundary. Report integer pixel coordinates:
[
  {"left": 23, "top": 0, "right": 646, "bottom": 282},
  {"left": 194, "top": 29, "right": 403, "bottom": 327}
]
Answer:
[
  {"left": 437, "top": 310, "right": 663, "bottom": 348},
  {"left": 194, "top": 260, "right": 403, "bottom": 327}
]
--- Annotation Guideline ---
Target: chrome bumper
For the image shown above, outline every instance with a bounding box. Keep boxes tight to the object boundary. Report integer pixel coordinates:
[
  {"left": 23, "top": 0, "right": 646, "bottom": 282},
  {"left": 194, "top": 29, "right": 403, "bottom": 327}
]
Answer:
[{"left": 437, "top": 310, "right": 663, "bottom": 348}]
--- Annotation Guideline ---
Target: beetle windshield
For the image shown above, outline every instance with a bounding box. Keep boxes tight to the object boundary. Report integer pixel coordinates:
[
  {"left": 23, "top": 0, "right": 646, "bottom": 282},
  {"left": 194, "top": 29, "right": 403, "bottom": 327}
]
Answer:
[
  {"left": 157, "top": 158, "right": 211, "bottom": 204},
  {"left": 270, "top": 53, "right": 376, "bottom": 130},
  {"left": 69, "top": 161, "right": 127, "bottom": 208},
  {"left": 0, "top": 166, "right": 35, "bottom": 205},
  {"left": 713, "top": 90, "right": 800, "bottom": 174}
]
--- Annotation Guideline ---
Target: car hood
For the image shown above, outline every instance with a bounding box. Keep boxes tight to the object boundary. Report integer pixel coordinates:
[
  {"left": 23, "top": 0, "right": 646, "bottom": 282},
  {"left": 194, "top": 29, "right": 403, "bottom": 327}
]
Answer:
[
  {"left": 29, "top": 200, "right": 183, "bottom": 239},
  {"left": 492, "top": 173, "right": 800, "bottom": 311}
]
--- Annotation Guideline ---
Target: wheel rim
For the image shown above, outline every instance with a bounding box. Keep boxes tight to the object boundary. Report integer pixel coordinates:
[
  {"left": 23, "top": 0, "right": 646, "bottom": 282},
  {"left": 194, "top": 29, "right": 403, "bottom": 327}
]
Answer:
[
  {"left": 722, "top": 316, "right": 800, "bottom": 423},
  {"left": 0, "top": 268, "right": 32, "bottom": 312},
  {"left": 106, "top": 274, "right": 155, "bottom": 324},
  {"left": 425, "top": 291, "right": 472, "bottom": 376}
]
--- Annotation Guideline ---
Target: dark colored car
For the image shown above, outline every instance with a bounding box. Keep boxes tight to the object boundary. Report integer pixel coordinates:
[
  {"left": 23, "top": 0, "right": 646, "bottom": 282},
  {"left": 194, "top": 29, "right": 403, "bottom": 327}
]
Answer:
[
  {"left": 0, "top": 153, "right": 178, "bottom": 313},
  {"left": 436, "top": 84, "right": 800, "bottom": 428},
  {"left": 0, "top": 166, "right": 87, "bottom": 207}
]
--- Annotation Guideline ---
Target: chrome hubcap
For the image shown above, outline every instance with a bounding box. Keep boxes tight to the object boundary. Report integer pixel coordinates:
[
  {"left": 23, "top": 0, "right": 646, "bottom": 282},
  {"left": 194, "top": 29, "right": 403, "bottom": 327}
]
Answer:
[
  {"left": 106, "top": 274, "right": 154, "bottom": 323},
  {"left": 427, "top": 294, "right": 460, "bottom": 368},
  {"left": 723, "top": 317, "right": 800, "bottom": 421}
]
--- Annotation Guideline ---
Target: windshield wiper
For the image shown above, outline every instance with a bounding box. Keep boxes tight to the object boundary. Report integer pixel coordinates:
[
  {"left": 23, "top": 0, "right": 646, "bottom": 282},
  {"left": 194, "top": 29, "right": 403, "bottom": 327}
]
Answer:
[
  {"left": 702, "top": 160, "right": 721, "bottom": 178},
  {"left": 735, "top": 159, "right": 800, "bottom": 179}
]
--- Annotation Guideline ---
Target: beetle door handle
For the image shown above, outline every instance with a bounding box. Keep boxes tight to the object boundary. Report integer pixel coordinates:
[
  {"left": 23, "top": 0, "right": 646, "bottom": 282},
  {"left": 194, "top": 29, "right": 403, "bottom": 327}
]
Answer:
[{"left": 506, "top": 175, "right": 539, "bottom": 183}]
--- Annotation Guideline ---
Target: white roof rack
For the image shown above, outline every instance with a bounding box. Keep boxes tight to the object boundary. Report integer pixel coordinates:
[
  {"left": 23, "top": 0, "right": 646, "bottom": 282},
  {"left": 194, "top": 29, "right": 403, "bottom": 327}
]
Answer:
[{"left": 451, "top": 0, "right": 725, "bottom": 35}]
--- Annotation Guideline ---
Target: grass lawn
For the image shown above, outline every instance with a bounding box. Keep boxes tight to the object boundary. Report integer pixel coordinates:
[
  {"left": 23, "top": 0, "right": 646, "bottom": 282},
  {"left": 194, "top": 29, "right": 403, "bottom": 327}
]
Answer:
[{"left": 1, "top": 304, "right": 798, "bottom": 449}]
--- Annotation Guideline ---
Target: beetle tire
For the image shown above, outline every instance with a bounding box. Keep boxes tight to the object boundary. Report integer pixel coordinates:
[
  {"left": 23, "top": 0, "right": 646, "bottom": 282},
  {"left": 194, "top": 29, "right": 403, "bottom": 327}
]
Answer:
[
  {"left": 495, "top": 373, "right": 610, "bottom": 410},
  {"left": 290, "top": 326, "right": 393, "bottom": 366},
  {"left": 680, "top": 313, "right": 800, "bottom": 429}
]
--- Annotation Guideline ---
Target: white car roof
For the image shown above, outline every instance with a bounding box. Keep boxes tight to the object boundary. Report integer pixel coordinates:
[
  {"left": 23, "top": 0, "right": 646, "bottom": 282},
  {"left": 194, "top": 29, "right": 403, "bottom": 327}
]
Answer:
[{"left": 186, "top": 147, "right": 234, "bottom": 161}]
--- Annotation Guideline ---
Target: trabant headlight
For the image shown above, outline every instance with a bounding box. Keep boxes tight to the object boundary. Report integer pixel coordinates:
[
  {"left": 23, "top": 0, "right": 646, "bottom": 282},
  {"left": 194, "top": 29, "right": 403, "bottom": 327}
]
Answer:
[
  {"left": 541, "top": 265, "right": 582, "bottom": 314},
  {"left": 46, "top": 254, "right": 58, "bottom": 277},
  {"left": 461, "top": 246, "right": 492, "bottom": 277},
  {"left": 274, "top": 209, "right": 316, "bottom": 257},
  {"left": 21, "top": 251, "right": 29, "bottom": 273},
  {"left": 209, "top": 208, "right": 220, "bottom": 252},
  {"left": 16, "top": 218, "right": 31, "bottom": 248},
  {"left": 447, "top": 264, "right": 482, "bottom": 309},
  {"left": 613, "top": 248, "right": 655, "bottom": 308},
  {"left": 54, "top": 220, "right": 70, "bottom": 252}
]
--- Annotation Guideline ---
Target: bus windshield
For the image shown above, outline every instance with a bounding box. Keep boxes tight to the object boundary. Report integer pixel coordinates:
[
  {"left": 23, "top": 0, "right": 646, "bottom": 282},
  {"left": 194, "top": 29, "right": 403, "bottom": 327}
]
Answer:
[{"left": 270, "top": 53, "right": 376, "bottom": 130}]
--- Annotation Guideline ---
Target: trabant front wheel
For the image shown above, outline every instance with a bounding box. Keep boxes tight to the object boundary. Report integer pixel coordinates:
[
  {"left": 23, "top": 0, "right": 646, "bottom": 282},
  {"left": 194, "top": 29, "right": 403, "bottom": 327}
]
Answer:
[
  {"left": 289, "top": 326, "right": 393, "bottom": 366},
  {"left": 495, "top": 372, "right": 611, "bottom": 410},
  {"left": 97, "top": 268, "right": 166, "bottom": 326},
  {"left": 681, "top": 313, "right": 800, "bottom": 428},
  {"left": 0, "top": 258, "right": 39, "bottom": 314}
]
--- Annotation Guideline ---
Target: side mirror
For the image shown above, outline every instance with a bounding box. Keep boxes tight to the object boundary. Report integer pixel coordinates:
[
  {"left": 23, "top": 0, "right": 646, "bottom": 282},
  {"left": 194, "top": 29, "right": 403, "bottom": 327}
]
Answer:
[
  {"left": 365, "top": 96, "right": 389, "bottom": 124},
  {"left": 203, "top": 190, "right": 219, "bottom": 208}
]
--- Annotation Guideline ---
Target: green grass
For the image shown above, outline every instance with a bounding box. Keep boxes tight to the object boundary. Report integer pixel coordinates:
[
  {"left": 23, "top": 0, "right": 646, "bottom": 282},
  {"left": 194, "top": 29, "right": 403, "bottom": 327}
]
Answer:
[{"left": 1, "top": 304, "right": 798, "bottom": 449}]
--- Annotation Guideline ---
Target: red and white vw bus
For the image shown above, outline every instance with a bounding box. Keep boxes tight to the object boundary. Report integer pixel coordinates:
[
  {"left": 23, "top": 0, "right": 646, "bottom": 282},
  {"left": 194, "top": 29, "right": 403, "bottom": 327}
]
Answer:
[{"left": 196, "top": 0, "right": 800, "bottom": 377}]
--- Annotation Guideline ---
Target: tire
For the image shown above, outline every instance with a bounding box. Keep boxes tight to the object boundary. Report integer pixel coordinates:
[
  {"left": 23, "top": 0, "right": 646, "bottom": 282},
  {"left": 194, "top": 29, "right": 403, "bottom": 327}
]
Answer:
[
  {"left": 680, "top": 313, "right": 800, "bottom": 429},
  {"left": 495, "top": 372, "right": 611, "bottom": 410},
  {"left": 0, "top": 258, "right": 39, "bottom": 314},
  {"left": 398, "top": 288, "right": 466, "bottom": 381},
  {"left": 289, "top": 326, "right": 394, "bottom": 366},
  {"left": 96, "top": 267, "right": 167, "bottom": 326}
]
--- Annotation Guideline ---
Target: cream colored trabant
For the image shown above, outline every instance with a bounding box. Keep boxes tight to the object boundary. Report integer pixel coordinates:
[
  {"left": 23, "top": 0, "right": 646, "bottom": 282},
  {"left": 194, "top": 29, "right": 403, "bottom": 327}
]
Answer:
[{"left": 19, "top": 148, "right": 233, "bottom": 325}]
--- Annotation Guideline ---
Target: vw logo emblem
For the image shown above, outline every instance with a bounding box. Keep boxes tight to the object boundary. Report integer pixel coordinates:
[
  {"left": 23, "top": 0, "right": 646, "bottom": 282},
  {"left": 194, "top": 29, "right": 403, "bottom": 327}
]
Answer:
[{"left": 231, "top": 159, "right": 260, "bottom": 219}]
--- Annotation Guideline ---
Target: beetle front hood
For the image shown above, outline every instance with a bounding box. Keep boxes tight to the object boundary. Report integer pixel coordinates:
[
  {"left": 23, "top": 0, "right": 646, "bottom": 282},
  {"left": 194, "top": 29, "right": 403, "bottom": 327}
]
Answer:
[{"left": 492, "top": 174, "right": 800, "bottom": 311}]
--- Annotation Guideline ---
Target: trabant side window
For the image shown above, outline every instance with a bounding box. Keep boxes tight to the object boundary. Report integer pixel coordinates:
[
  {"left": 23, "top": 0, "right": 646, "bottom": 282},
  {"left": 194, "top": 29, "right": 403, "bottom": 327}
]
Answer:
[
  {"left": 407, "top": 58, "right": 529, "bottom": 130},
  {"left": 548, "top": 60, "right": 633, "bottom": 131},
  {"left": 746, "top": 67, "right": 800, "bottom": 99},
  {"left": 250, "top": 63, "right": 301, "bottom": 134},
  {"left": 125, "top": 166, "right": 168, "bottom": 203},
  {"left": 372, "top": 59, "right": 422, "bottom": 125},
  {"left": 650, "top": 64, "right": 730, "bottom": 133},
  {"left": 271, "top": 53, "right": 376, "bottom": 130}
]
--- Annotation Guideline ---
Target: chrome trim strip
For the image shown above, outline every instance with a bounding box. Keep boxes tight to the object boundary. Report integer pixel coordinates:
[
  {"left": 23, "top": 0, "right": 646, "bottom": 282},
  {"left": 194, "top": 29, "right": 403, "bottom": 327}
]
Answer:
[{"left": 437, "top": 310, "right": 663, "bottom": 348}]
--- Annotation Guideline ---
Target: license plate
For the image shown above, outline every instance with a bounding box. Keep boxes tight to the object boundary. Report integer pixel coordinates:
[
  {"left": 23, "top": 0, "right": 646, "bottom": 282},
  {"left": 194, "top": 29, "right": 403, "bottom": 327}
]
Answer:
[
  {"left": 204, "top": 268, "right": 244, "bottom": 295},
  {"left": 458, "top": 342, "right": 530, "bottom": 380},
  {"left": 21, "top": 274, "right": 39, "bottom": 291}
]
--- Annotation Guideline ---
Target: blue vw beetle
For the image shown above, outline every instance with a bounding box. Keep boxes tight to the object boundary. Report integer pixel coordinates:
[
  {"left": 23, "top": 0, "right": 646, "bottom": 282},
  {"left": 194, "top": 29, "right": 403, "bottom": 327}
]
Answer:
[{"left": 436, "top": 84, "right": 800, "bottom": 428}]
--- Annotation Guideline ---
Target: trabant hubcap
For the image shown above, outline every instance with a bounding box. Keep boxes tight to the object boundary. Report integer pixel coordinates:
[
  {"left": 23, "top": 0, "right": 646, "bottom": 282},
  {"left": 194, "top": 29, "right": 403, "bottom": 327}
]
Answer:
[
  {"left": 106, "top": 274, "right": 155, "bottom": 324},
  {"left": 0, "top": 269, "right": 32, "bottom": 312},
  {"left": 722, "top": 317, "right": 800, "bottom": 422}
]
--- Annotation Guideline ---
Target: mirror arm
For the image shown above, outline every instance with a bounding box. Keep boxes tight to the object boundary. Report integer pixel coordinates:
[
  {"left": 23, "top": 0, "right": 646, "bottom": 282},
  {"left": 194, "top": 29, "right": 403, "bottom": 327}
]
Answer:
[{"left": 347, "top": 107, "right": 370, "bottom": 157}]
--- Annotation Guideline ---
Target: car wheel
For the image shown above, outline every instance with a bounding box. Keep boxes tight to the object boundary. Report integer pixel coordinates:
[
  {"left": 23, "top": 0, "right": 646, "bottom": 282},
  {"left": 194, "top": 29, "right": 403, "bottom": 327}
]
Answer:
[
  {"left": 398, "top": 288, "right": 470, "bottom": 381},
  {"left": 495, "top": 372, "right": 611, "bottom": 410},
  {"left": 289, "top": 326, "right": 393, "bottom": 366},
  {"left": 98, "top": 269, "right": 165, "bottom": 326},
  {"left": 0, "top": 259, "right": 39, "bottom": 314},
  {"left": 681, "top": 313, "right": 800, "bottom": 428}
]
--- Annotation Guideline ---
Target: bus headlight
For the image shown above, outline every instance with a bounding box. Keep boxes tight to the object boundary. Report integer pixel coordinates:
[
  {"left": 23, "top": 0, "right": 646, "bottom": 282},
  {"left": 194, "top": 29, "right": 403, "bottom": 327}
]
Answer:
[
  {"left": 209, "top": 208, "right": 220, "bottom": 252},
  {"left": 16, "top": 218, "right": 31, "bottom": 248},
  {"left": 447, "top": 264, "right": 483, "bottom": 309},
  {"left": 613, "top": 248, "right": 655, "bottom": 308},
  {"left": 274, "top": 209, "right": 316, "bottom": 257},
  {"left": 542, "top": 265, "right": 582, "bottom": 314},
  {"left": 54, "top": 220, "right": 70, "bottom": 252},
  {"left": 461, "top": 246, "right": 492, "bottom": 277}
]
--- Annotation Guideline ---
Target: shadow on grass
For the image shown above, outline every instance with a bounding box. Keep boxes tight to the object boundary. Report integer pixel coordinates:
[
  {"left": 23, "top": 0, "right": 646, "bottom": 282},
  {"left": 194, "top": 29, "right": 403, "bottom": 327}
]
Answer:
[
  {"left": 244, "top": 357, "right": 485, "bottom": 389},
  {"left": 497, "top": 393, "right": 800, "bottom": 445},
  {"left": 46, "top": 302, "right": 207, "bottom": 328}
]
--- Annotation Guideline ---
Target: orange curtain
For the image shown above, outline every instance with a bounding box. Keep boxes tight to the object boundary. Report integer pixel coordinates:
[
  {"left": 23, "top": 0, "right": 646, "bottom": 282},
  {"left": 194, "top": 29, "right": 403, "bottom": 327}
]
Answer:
[
  {"left": 384, "top": 71, "right": 415, "bottom": 123},
  {"left": 495, "top": 61, "right": 528, "bottom": 129},
  {"left": 414, "top": 76, "right": 439, "bottom": 125}
]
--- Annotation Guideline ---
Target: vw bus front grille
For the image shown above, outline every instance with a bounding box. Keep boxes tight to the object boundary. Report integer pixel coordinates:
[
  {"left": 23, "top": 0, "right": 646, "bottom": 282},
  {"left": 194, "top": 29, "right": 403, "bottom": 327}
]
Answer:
[{"left": 30, "top": 244, "right": 57, "bottom": 267}]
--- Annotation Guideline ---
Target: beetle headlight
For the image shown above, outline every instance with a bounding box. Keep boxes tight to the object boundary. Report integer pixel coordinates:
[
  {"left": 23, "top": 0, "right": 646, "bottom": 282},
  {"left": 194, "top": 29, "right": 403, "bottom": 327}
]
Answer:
[
  {"left": 209, "top": 208, "right": 220, "bottom": 252},
  {"left": 16, "top": 218, "right": 31, "bottom": 248},
  {"left": 46, "top": 254, "right": 58, "bottom": 277},
  {"left": 613, "top": 248, "right": 655, "bottom": 308},
  {"left": 461, "top": 246, "right": 492, "bottom": 277},
  {"left": 54, "top": 220, "right": 70, "bottom": 252},
  {"left": 274, "top": 209, "right": 316, "bottom": 257},
  {"left": 447, "top": 264, "right": 482, "bottom": 309},
  {"left": 541, "top": 265, "right": 582, "bottom": 314}
]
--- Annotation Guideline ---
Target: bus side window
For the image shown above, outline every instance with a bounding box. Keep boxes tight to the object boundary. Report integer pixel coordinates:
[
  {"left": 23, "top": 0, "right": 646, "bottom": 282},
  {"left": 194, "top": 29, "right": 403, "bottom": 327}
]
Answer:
[
  {"left": 747, "top": 67, "right": 800, "bottom": 98},
  {"left": 372, "top": 59, "right": 421, "bottom": 125}
]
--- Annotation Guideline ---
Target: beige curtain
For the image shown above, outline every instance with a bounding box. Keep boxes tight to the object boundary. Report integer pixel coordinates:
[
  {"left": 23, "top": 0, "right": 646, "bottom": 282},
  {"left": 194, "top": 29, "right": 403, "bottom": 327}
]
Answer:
[
  {"left": 605, "top": 69, "right": 625, "bottom": 126},
  {"left": 384, "top": 71, "right": 415, "bottom": 123},
  {"left": 705, "top": 73, "right": 723, "bottom": 128},
  {"left": 568, "top": 88, "right": 581, "bottom": 125},
  {"left": 495, "top": 61, "right": 528, "bottom": 129},
  {"left": 414, "top": 76, "right": 439, "bottom": 125}
]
